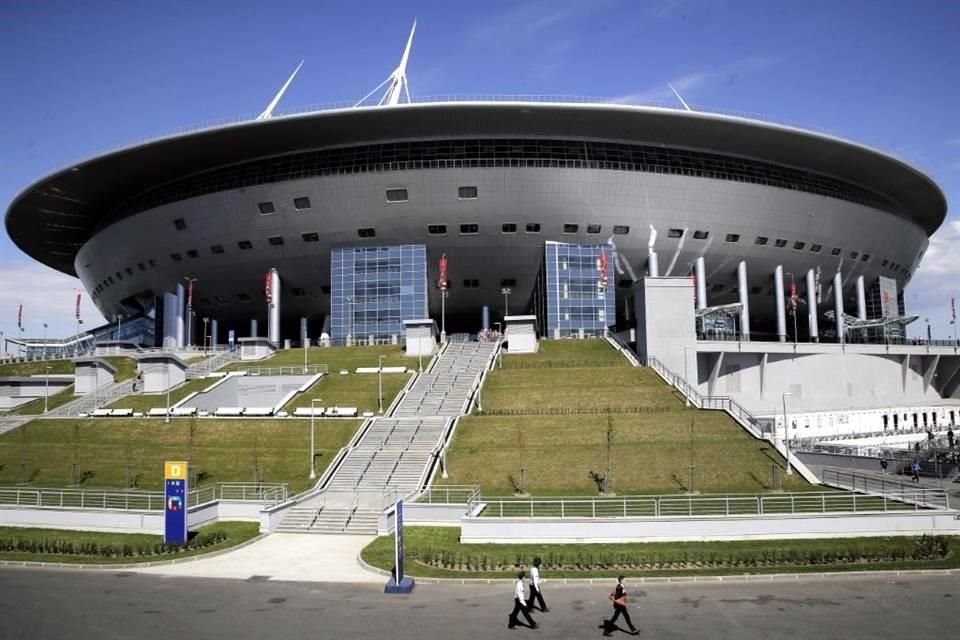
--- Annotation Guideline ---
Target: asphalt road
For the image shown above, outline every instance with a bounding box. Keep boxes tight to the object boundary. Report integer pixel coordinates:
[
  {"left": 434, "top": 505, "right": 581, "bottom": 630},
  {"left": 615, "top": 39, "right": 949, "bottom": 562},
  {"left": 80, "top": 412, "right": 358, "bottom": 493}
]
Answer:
[{"left": 0, "top": 569, "right": 956, "bottom": 640}]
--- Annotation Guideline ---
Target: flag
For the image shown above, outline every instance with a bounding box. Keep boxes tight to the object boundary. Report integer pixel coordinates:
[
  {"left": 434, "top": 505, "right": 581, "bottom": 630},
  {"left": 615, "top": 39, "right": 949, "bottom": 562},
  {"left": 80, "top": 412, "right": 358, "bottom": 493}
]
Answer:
[
  {"left": 17, "top": 304, "right": 22, "bottom": 329},
  {"left": 952, "top": 297, "right": 956, "bottom": 324},
  {"left": 75, "top": 294, "right": 82, "bottom": 320},
  {"left": 598, "top": 248, "right": 609, "bottom": 290},
  {"left": 789, "top": 282, "right": 798, "bottom": 311},
  {"left": 439, "top": 254, "right": 448, "bottom": 291},
  {"left": 264, "top": 272, "right": 272, "bottom": 304},
  {"left": 187, "top": 280, "right": 194, "bottom": 308}
]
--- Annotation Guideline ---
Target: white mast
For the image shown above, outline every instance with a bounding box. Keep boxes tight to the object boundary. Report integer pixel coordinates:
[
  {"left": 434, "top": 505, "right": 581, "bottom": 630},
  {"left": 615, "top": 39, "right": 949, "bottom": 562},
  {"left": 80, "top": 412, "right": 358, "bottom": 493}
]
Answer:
[
  {"left": 355, "top": 20, "right": 416, "bottom": 107},
  {"left": 668, "top": 82, "right": 692, "bottom": 112},
  {"left": 257, "top": 60, "right": 304, "bottom": 120}
]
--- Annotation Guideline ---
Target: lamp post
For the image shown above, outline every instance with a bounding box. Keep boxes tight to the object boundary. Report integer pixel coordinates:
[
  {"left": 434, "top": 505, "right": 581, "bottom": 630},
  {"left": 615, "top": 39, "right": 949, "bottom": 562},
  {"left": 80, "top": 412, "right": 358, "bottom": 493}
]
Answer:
[
  {"left": 682, "top": 345, "right": 693, "bottom": 407},
  {"left": 378, "top": 355, "right": 385, "bottom": 414},
  {"left": 183, "top": 277, "right": 198, "bottom": 348},
  {"left": 925, "top": 318, "right": 932, "bottom": 343},
  {"left": 782, "top": 391, "right": 795, "bottom": 475},
  {"left": 501, "top": 287, "right": 512, "bottom": 318},
  {"left": 42, "top": 323, "right": 48, "bottom": 360},
  {"left": 309, "top": 398, "right": 322, "bottom": 480},
  {"left": 345, "top": 296, "right": 353, "bottom": 346},
  {"left": 203, "top": 317, "right": 210, "bottom": 355},
  {"left": 44, "top": 365, "right": 51, "bottom": 413}
]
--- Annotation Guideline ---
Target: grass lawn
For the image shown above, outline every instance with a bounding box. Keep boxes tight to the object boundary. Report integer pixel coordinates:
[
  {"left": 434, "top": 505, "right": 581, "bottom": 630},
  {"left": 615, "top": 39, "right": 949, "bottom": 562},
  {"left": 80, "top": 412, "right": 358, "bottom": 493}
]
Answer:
[
  {"left": 10, "top": 385, "right": 76, "bottom": 415},
  {"left": 501, "top": 339, "right": 628, "bottom": 369},
  {"left": 106, "top": 378, "right": 215, "bottom": 411},
  {"left": 0, "top": 418, "right": 360, "bottom": 493},
  {"left": 224, "top": 345, "right": 412, "bottom": 373},
  {"left": 0, "top": 521, "right": 259, "bottom": 564},
  {"left": 100, "top": 357, "right": 138, "bottom": 382},
  {"left": 361, "top": 527, "right": 958, "bottom": 579},
  {"left": 284, "top": 372, "right": 411, "bottom": 414},
  {"left": 0, "top": 360, "right": 74, "bottom": 376}
]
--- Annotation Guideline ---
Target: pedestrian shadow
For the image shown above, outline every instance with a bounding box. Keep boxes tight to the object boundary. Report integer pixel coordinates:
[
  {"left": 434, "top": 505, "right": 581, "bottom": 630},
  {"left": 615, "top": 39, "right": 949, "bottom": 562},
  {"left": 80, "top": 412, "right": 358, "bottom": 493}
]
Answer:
[{"left": 599, "top": 620, "right": 639, "bottom": 636}]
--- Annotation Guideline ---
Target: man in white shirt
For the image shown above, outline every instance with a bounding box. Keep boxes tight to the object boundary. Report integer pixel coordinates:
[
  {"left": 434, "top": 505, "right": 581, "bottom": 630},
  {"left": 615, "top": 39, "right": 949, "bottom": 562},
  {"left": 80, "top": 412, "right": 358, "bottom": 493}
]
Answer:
[
  {"left": 508, "top": 570, "right": 538, "bottom": 629},
  {"left": 526, "top": 557, "right": 549, "bottom": 612}
]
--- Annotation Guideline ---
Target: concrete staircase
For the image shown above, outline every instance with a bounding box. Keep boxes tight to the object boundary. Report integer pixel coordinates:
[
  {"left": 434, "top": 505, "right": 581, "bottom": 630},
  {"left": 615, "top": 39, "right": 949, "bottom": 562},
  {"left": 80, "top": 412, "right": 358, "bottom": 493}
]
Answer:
[
  {"left": 276, "top": 340, "right": 499, "bottom": 534},
  {"left": 45, "top": 380, "right": 133, "bottom": 417},
  {"left": 186, "top": 349, "right": 239, "bottom": 379}
]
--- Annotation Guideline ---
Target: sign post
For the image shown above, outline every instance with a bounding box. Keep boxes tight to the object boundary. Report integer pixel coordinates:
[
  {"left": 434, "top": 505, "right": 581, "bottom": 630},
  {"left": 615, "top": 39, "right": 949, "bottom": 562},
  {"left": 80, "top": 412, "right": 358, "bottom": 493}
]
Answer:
[
  {"left": 164, "top": 461, "right": 189, "bottom": 545},
  {"left": 384, "top": 499, "right": 415, "bottom": 593}
]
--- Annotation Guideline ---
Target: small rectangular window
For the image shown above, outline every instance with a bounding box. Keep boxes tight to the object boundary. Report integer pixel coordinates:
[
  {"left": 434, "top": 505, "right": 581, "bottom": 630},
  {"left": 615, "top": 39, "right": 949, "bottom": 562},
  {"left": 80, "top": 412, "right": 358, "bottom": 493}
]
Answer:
[
  {"left": 754, "top": 236, "right": 768, "bottom": 245},
  {"left": 668, "top": 228, "right": 684, "bottom": 238},
  {"left": 268, "top": 236, "right": 284, "bottom": 246},
  {"left": 750, "top": 286, "right": 763, "bottom": 294},
  {"left": 170, "top": 253, "right": 183, "bottom": 262},
  {"left": 258, "top": 202, "right": 275, "bottom": 215},
  {"left": 692, "top": 230, "right": 708, "bottom": 240},
  {"left": 725, "top": 233, "right": 740, "bottom": 243},
  {"left": 563, "top": 223, "right": 579, "bottom": 234},
  {"left": 462, "top": 279, "right": 479, "bottom": 288},
  {"left": 173, "top": 218, "right": 187, "bottom": 231},
  {"left": 882, "top": 259, "right": 889, "bottom": 267},
  {"left": 458, "top": 186, "right": 478, "bottom": 199},
  {"left": 613, "top": 225, "right": 630, "bottom": 235},
  {"left": 108, "top": 276, "right": 114, "bottom": 285},
  {"left": 210, "top": 245, "right": 224, "bottom": 254},
  {"left": 500, "top": 278, "right": 517, "bottom": 287},
  {"left": 587, "top": 224, "right": 602, "bottom": 234},
  {"left": 301, "top": 232, "right": 319, "bottom": 243},
  {"left": 861, "top": 254, "right": 870, "bottom": 262},
  {"left": 849, "top": 251, "right": 859, "bottom": 260},
  {"left": 148, "top": 259, "right": 157, "bottom": 267},
  {"left": 115, "top": 271, "right": 122, "bottom": 280},
  {"left": 831, "top": 247, "right": 842, "bottom": 256},
  {"left": 774, "top": 239, "right": 787, "bottom": 248},
  {"left": 358, "top": 228, "right": 376, "bottom": 238},
  {"left": 187, "top": 249, "right": 199, "bottom": 258},
  {"left": 320, "top": 285, "right": 331, "bottom": 294},
  {"left": 427, "top": 224, "right": 447, "bottom": 235},
  {"left": 238, "top": 240, "right": 253, "bottom": 250},
  {"left": 293, "top": 196, "right": 311, "bottom": 210},
  {"left": 502, "top": 223, "right": 517, "bottom": 233},
  {"left": 291, "top": 287, "right": 306, "bottom": 296},
  {"left": 793, "top": 241, "right": 805, "bottom": 251},
  {"left": 459, "top": 223, "right": 479, "bottom": 235},
  {"left": 525, "top": 223, "right": 541, "bottom": 233},
  {"left": 386, "top": 188, "right": 408, "bottom": 202},
  {"left": 810, "top": 244, "right": 822, "bottom": 253}
]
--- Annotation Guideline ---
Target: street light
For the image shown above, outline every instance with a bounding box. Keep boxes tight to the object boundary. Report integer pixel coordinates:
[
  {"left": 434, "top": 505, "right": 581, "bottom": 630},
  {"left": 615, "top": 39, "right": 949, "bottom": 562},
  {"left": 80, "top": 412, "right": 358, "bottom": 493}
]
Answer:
[
  {"left": 44, "top": 365, "right": 51, "bottom": 413},
  {"left": 42, "top": 323, "right": 48, "bottom": 360},
  {"left": 925, "top": 318, "right": 932, "bottom": 343},
  {"left": 202, "top": 317, "right": 210, "bottom": 355},
  {"left": 782, "top": 391, "right": 795, "bottom": 476},
  {"left": 378, "top": 355, "right": 385, "bottom": 414},
  {"left": 501, "top": 287, "right": 512, "bottom": 318},
  {"left": 165, "top": 363, "right": 171, "bottom": 424},
  {"left": 494, "top": 322, "right": 503, "bottom": 369},
  {"left": 183, "top": 277, "right": 198, "bottom": 348},
  {"left": 309, "top": 398, "right": 322, "bottom": 480},
  {"left": 345, "top": 295, "right": 354, "bottom": 346},
  {"left": 682, "top": 346, "right": 693, "bottom": 407}
]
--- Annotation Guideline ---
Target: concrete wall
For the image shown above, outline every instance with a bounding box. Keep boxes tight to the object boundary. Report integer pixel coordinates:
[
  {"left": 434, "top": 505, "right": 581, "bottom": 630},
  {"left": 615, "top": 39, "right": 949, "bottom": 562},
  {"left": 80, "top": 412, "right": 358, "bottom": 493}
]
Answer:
[
  {"left": 460, "top": 511, "right": 960, "bottom": 543},
  {"left": 182, "top": 374, "right": 311, "bottom": 411},
  {"left": 140, "top": 359, "right": 187, "bottom": 392},
  {"left": 74, "top": 363, "right": 116, "bottom": 395},
  {"left": 634, "top": 277, "right": 697, "bottom": 377}
]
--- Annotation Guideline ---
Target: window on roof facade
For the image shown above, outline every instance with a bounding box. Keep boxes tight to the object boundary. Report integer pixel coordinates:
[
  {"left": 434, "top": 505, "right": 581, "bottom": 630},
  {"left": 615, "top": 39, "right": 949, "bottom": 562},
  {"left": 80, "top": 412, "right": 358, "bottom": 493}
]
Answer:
[
  {"left": 386, "top": 188, "right": 408, "bottom": 202},
  {"left": 500, "top": 278, "right": 517, "bottom": 287},
  {"left": 849, "top": 251, "right": 859, "bottom": 260},
  {"left": 293, "top": 196, "right": 311, "bottom": 210},
  {"left": 460, "top": 223, "right": 479, "bottom": 235},
  {"left": 258, "top": 202, "right": 275, "bottom": 215},
  {"left": 463, "top": 279, "right": 479, "bottom": 288},
  {"left": 774, "top": 239, "right": 787, "bottom": 248},
  {"left": 587, "top": 224, "right": 601, "bottom": 234},
  {"left": 138, "top": 263, "right": 146, "bottom": 271},
  {"left": 301, "top": 232, "right": 319, "bottom": 243},
  {"left": 793, "top": 241, "right": 805, "bottom": 251},
  {"left": 525, "top": 223, "right": 541, "bottom": 233},
  {"left": 563, "top": 223, "right": 579, "bottom": 233},
  {"left": 268, "top": 236, "right": 284, "bottom": 246},
  {"left": 831, "top": 247, "right": 842, "bottom": 256},
  {"left": 149, "top": 259, "right": 157, "bottom": 267},
  {"left": 427, "top": 224, "right": 447, "bottom": 235},
  {"left": 211, "top": 245, "right": 224, "bottom": 254},
  {"left": 882, "top": 259, "right": 889, "bottom": 267},
  {"left": 187, "top": 249, "right": 199, "bottom": 258},
  {"left": 810, "top": 244, "right": 822, "bottom": 253},
  {"left": 358, "top": 228, "right": 376, "bottom": 238},
  {"left": 613, "top": 225, "right": 630, "bottom": 235},
  {"left": 171, "top": 253, "right": 182, "bottom": 262},
  {"left": 755, "top": 236, "right": 768, "bottom": 245},
  {"left": 861, "top": 254, "right": 870, "bottom": 262},
  {"left": 458, "top": 186, "right": 478, "bottom": 199},
  {"left": 668, "top": 228, "right": 684, "bottom": 238},
  {"left": 750, "top": 286, "right": 763, "bottom": 294},
  {"left": 238, "top": 240, "right": 253, "bottom": 250},
  {"left": 693, "top": 230, "right": 708, "bottom": 239},
  {"left": 115, "top": 271, "right": 122, "bottom": 280},
  {"left": 125, "top": 267, "right": 133, "bottom": 276},
  {"left": 502, "top": 223, "right": 517, "bottom": 233},
  {"left": 174, "top": 218, "right": 186, "bottom": 231},
  {"left": 725, "top": 233, "right": 740, "bottom": 243}
]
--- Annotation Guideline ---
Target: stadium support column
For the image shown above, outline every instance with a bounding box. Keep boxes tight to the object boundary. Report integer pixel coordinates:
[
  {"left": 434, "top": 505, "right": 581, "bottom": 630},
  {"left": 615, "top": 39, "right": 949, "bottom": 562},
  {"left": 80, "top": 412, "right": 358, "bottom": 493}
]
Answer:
[
  {"left": 175, "top": 282, "right": 185, "bottom": 348},
  {"left": 250, "top": 319, "right": 258, "bottom": 337},
  {"left": 856, "top": 275, "right": 867, "bottom": 320},
  {"left": 300, "top": 317, "right": 308, "bottom": 346},
  {"left": 774, "top": 265, "right": 787, "bottom": 343},
  {"left": 806, "top": 268, "right": 819, "bottom": 342},
  {"left": 210, "top": 319, "right": 218, "bottom": 348},
  {"left": 833, "top": 271, "right": 845, "bottom": 344},
  {"left": 648, "top": 250, "right": 659, "bottom": 277},
  {"left": 695, "top": 256, "right": 707, "bottom": 311},
  {"left": 268, "top": 268, "right": 281, "bottom": 345},
  {"left": 163, "top": 292, "right": 178, "bottom": 348},
  {"left": 737, "top": 260, "right": 750, "bottom": 341}
]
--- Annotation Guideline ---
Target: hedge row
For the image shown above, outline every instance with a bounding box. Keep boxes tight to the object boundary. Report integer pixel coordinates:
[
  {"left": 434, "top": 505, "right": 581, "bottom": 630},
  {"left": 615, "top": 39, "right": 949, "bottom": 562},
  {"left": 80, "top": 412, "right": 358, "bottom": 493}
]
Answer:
[
  {"left": 0, "top": 530, "right": 227, "bottom": 559},
  {"left": 480, "top": 406, "right": 672, "bottom": 416},
  {"left": 502, "top": 361, "right": 625, "bottom": 370},
  {"left": 413, "top": 535, "right": 950, "bottom": 572}
]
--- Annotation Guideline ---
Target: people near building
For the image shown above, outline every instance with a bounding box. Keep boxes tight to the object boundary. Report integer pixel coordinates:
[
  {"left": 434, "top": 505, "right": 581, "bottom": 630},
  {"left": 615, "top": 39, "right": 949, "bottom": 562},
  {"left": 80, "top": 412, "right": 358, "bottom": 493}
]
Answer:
[
  {"left": 879, "top": 457, "right": 888, "bottom": 474},
  {"left": 948, "top": 427, "right": 955, "bottom": 449},
  {"left": 526, "top": 557, "right": 548, "bottom": 612},
  {"left": 911, "top": 460, "right": 921, "bottom": 483},
  {"left": 604, "top": 575, "right": 638, "bottom": 636},
  {"left": 508, "top": 570, "right": 537, "bottom": 630}
]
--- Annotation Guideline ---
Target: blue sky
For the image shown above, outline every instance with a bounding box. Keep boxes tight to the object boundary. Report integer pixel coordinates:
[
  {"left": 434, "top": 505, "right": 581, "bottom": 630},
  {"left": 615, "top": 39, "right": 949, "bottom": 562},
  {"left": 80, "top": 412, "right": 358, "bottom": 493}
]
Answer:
[{"left": 1, "top": 0, "right": 957, "bottom": 343}]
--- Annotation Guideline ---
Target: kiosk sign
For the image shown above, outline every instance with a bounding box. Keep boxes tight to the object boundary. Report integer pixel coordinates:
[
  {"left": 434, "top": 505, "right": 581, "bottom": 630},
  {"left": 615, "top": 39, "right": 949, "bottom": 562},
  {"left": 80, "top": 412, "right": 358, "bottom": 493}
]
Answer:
[
  {"left": 164, "top": 461, "right": 189, "bottom": 545},
  {"left": 395, "top": 499, "right": 404, "bottom": 582}
]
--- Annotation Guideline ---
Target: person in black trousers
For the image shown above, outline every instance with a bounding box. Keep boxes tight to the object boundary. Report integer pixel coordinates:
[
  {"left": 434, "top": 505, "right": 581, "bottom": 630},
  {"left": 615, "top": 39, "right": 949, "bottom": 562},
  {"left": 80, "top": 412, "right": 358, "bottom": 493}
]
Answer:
[
  {"left": 604, "top": 575, "right": 638, "bottom": 636},
  {"left": 526, "top": 557, "right": 548, "bottom": 612},
  {"left": 508, "top": 571, "right": 538, "bottom": 630}
]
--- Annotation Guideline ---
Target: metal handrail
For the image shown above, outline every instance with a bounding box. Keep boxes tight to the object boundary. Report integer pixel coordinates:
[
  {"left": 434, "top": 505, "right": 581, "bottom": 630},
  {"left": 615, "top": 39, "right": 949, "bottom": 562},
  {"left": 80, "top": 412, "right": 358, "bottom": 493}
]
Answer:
[
  {"left": 236, "top": 365, "right": 329, "bottom": 376},
  {"left": 0, "top": 482, "right": 287, "bottom": 511},
  {"left": 821, "top": 467, "right": 950, "bottom": 509}
]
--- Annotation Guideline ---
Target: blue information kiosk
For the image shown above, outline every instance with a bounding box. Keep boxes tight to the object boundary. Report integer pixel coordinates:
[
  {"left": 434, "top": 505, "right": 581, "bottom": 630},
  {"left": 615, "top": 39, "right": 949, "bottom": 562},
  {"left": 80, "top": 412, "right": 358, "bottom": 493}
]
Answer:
[{"left": 384, "top": 499, "right": 415, "bottom": 593}]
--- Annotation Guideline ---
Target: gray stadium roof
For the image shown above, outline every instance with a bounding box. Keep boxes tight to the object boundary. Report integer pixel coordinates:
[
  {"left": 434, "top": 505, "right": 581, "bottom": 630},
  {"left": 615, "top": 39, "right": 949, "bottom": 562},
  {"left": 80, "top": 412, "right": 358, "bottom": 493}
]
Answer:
[{"left": 5, "top": 101, "right": 948, "bottom": 276}]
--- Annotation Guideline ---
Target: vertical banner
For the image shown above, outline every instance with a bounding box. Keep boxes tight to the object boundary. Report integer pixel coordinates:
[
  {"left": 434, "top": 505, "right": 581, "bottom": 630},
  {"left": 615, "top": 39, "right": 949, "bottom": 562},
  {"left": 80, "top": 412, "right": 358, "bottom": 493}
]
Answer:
[
  {"left": 598, "top": 248, "right": 609, "bottom": 293},
  {"left": 264, "top": 272, "right": 273, "bottom": 304},
  {"left": 394, "top": 499, "right": 405, "bottom": 583},
  {"left": 438, "top": 254, "right": 448, "bottom": 291},
  {"left": 789, "top": 282, "right": 798, "bottom": 311},
  {"left": 75, "top": 294, "right": 82, "bottom": 320},
  {"left": 164, "top": 461, "right": 189, "bottom": 545},
  {"left": 228, "top": 329, "right": 236, "bottom": 351},
  {"left": 187, "top": 281, "right": 194, "bottom": 308}
]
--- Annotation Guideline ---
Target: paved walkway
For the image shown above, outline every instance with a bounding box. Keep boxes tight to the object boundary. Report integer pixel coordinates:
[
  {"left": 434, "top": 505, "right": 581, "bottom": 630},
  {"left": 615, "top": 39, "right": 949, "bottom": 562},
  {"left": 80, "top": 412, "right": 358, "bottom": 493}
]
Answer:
[{"left": 137, "top": 533, "right": 382, "bottom": 583}]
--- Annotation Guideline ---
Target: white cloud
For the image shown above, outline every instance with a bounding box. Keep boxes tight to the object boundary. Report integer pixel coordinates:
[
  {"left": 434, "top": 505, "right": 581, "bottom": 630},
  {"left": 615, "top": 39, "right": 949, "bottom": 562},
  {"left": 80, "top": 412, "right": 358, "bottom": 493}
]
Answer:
[
  {"left": 0, "top": 261, "right": 105, "bottom": 341},
  {"left": 613, "top": 56, "right": 778, "bottom": 106},
  {"left": 902, "top": 219, "right": 960, "bottom": 337},
  {"left": 471, "top": 0, "right": 613, "bottom": 44},
  {"left": 947, "top": 138, "right": 960, "bottom": 145}
]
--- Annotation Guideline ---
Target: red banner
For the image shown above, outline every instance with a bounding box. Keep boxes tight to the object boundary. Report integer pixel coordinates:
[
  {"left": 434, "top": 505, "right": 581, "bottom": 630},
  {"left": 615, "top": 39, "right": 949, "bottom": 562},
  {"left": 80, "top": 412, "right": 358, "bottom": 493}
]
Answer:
[
  {"left": 187, "top": 280, "right": 194, "bottom": 308},
  {"left": 599, "top": 249, "right": 609, "bottom": 289},
  {"left": 789, "top": 282, "right": 798, "bottom": 310},
  {"left": 264, "top": 272, "right": 272, "bottom": 304},
  {"left": 17, "top": 304, "right": 22, "bottom": 330},
  {"left": 75, "top": 294, "right": 81, "bottom": 320},
  {"left": 439, "top": 254, "right": 448, "bottom": 291}
]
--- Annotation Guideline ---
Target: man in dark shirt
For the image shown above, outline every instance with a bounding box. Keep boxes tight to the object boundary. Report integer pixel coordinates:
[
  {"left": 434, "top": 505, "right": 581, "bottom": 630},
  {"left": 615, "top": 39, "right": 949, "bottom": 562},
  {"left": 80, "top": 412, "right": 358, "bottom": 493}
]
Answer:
[{"left": 604, "top": 575, "right": 638, "bottom": 636}]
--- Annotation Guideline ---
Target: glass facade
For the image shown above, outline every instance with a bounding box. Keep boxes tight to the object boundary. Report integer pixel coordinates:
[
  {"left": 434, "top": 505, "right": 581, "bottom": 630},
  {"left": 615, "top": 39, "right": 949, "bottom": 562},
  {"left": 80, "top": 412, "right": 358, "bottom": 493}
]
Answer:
[
  {"left": 330, "top": 244, "right": 427, "bottom": 342},
  {"left": 534, "top": 241, "right": 615, "bottom": 337}
]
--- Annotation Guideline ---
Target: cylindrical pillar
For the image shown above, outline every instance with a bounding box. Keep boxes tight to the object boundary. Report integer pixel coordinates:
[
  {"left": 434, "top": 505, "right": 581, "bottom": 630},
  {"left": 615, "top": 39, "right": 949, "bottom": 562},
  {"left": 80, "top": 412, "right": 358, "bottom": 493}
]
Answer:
[
  {"left": 774, "top": 265, "right": 786, "bottom": 343},
  {"left": 806, "top": 268, "right": 819, "bottom": 342},
  {"left": 268, "top": 268, "right": 281, "bottom": 344},
  {"left": 250, "top": 319, "right": 258, "bottom": 337},
  {"left": 481, "top": 306, "right": 490, "bottom": 332},
  {"left": 833, "top": 271, "right": 845, "bottom": 343},
  {"left": 211, "top": 319, "right": 219, "bottom": 348},
  {"left": 737, "top": 261, "right": 751, "bottom": 341},
  {"left": 163, "top": 292, "right": 178, "bottom": 349},
  {"left": 175, "top": 283, "right": 185, "bottom": 348},
  {"left": 695, "top": 256, "right": 707, "bottom": 311},
  {"left": 856, "top": 275, "right": 867, "bottom": 320},
  {"left": 300, "top": 317, "right": 308, "bottom": 346},
  {"left": 648, "top": 250, "right": 659, "bottom": 278}
]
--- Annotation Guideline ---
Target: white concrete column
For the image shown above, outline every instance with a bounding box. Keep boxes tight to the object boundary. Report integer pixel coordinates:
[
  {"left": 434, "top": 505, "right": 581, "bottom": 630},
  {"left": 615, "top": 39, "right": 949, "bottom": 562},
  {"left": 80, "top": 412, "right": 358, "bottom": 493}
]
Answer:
[
  {"left": 300, "top": 317, "right": 308, "bottom": 345},
  {"left": 856, "top": 275, "right": 867, "bottom": 320},
  {"left": 833, "top": 271, "right": 845, "bottom": 343},
  {"left": 737, "top": 260, "right": 750, "bottom": 341},
  {"left": 695, "top": 256, "right": 707, "bottom": 311},
  {"left": 175, "top": 283, "right": 185, "bottom": 348},
  {"left": 211, "top": 319, "right": 219, "bottom": 348},
  {"left": 648, "top": 250, "right": 659, "bottom": 278},
  {"left": 250, "top": 319, "right": 258, "bottom": 338},
  {"left": 162, "top": 292, "right": 178, "bottom": 348},
  {"left": 774, "top": 265, "right": 787, "bottom": 343},
  {"left": 268, "top": 268, "right": 281, "bottom": 344},
  {"left": 806, "top": 268, "right": 819, "bottom": 342}
]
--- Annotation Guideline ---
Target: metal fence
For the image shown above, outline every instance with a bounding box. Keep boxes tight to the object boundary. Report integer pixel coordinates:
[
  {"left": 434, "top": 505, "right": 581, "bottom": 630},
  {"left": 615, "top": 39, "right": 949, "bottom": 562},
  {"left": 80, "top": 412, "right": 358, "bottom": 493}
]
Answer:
[
  {"left": 472, "top": 489, "right": 943, "bottom": 519},
  {"left": 417, "top": 485, "right": 481, "bottom": 504},
  {"left": 237, "top": 365, "right": 329, "bottom": 376},
  {"left": 821, "top": 468, "right": 949, "bottom": 509},
  {"left": 0, "top": 482, "right": 287, "bottom": 511}
]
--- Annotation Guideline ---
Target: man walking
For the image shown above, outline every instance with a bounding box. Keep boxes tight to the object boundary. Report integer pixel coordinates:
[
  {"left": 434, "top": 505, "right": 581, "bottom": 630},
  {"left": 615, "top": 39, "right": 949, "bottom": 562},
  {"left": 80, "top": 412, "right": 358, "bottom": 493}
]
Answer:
[
  {"left": 911, "top": 460, "right": 921, "bottom": 483},
  {"left": 604, "top": 575, "right": 638, "bottom": 636},
  {"left": 948, "top": 427, "right": 954, "bottom": 450},
  {"left": 526, "top": 557, "right": 548, "bottom": 612},
  {"left": 508, "top": 570, "right": 538, "bottom": 630}
]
